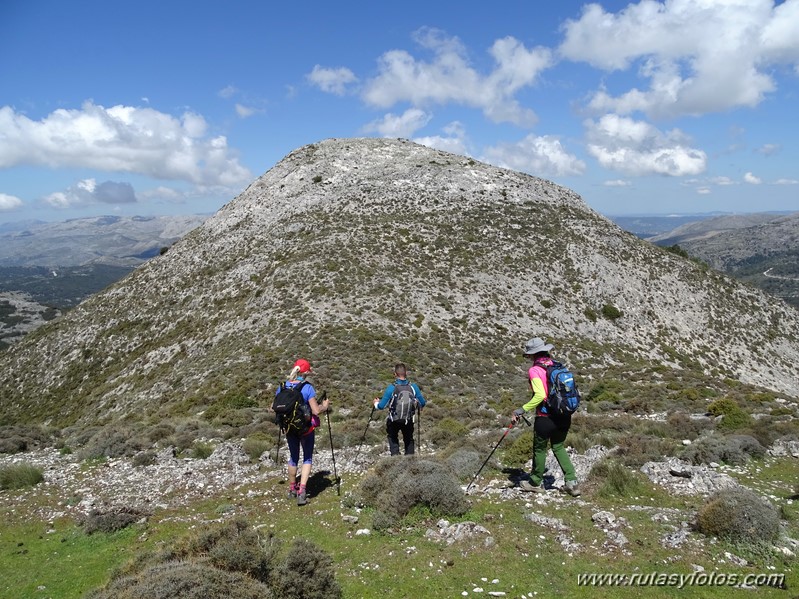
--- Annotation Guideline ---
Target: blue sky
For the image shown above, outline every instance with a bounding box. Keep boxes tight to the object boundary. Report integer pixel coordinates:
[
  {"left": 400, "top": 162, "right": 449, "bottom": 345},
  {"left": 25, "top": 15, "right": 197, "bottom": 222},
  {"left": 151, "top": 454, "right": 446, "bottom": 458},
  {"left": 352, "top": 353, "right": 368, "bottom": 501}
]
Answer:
[{"left": 1, "top": 0, "right": 797, "bottom": 223}]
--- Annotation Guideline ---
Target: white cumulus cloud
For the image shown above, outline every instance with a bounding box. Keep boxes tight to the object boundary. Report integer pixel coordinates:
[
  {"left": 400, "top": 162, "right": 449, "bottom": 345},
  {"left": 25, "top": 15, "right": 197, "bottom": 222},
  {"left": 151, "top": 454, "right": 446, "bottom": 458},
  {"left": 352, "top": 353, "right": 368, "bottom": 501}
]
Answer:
[
  {"left": 744, "top": 172, "right": 762, "bottom": 184},
  {"left": 0, "top": 102, "right": 252, "bottom": 187},
  {"left": 363, "top": 108, "right": 432, "bottom": 138},
  {"left": 482, "top": 134, "right": 586, "bottom": 177},
  {"left": 43, "top": 178, "right": 138, "bottom": 208},
  {"left": 307, "top": 65, "right": 359, "bottom": 95},
  {"left": 585, "top": 114, "right": 706, "bottom": 176},
  {"left": 0, "top": 193, "right": 23, "bottom": 210},
  {"left": 560, "top": 0, "right": 799, "bottom": 119},
  {"left": 360, "top": 27, "right": 553, "bottom": 127},
  {"left": 603, "top": 179, "right": 631, "bottom": 187},
  {"left": 414, "top": 122, "right": 470, "bottom": 156}
]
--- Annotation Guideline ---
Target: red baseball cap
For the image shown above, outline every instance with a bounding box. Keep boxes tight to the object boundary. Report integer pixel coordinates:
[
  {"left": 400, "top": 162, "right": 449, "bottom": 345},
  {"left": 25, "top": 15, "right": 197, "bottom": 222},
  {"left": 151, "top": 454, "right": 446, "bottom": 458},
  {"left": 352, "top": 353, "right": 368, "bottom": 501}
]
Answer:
[{"left": 293, "top": 358, "right": 312, "bottom": 374}]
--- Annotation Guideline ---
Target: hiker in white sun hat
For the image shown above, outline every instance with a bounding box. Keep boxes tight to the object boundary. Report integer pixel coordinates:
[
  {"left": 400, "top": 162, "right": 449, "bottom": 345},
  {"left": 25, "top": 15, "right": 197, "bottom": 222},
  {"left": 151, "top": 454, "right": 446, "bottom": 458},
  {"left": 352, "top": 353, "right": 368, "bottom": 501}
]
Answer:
[{"left": 512, "top": 337, "right": 580, "bottom": 497}]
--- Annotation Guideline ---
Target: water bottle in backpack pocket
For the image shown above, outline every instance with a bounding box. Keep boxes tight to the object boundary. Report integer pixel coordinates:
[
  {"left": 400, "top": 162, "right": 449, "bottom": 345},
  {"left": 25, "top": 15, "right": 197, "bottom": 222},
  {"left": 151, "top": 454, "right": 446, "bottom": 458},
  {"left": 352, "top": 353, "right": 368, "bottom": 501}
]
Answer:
[
  {"left": 389, "top": 382, "right": 417, "bottom": 423},
  {"left": 544, "top": 362, "right": 581, "bottom": 416}
]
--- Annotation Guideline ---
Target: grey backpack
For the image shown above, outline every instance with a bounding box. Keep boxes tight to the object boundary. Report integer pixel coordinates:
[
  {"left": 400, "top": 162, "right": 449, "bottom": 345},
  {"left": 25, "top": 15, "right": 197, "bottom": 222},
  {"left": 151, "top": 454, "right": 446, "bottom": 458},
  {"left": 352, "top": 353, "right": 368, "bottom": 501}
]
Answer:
[{"left": 389, "top": 382, "right": 417, "bottom": 424}]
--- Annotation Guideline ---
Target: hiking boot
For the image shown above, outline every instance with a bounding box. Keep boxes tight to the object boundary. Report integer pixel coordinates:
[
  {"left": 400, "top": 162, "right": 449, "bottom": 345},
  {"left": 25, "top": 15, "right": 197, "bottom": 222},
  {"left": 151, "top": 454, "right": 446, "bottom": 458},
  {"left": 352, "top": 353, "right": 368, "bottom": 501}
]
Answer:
[
  {"left": 287, "top": 488, "right": 297, "bottom": 498},
  {"left": 564, "top": 481, "right": 581, "bottom": 497},
  {"left": 297, "top": 490, "right": 307, "bottom": 506},
  {"left": 519, "top": 480, "right": 546, "bottom": 492}
]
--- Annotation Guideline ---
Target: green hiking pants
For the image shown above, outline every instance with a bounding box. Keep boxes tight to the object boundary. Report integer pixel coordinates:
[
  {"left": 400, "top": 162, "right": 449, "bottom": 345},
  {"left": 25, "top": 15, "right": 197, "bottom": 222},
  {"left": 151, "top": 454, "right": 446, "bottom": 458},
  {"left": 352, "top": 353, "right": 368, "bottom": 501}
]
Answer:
[{"left": 530, "top": 414, "right": 576, "bottom": 485}]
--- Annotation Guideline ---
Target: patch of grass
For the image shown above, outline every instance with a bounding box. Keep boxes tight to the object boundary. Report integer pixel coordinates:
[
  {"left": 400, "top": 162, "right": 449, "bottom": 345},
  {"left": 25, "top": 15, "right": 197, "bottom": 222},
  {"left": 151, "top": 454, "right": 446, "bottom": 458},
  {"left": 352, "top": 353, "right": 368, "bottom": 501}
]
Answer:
[
  {"left": 588, "top": 459, "right": 648, "bottom": 499},
  {"left": 0, "top": 462, "right": 44, "bottom": 489}
]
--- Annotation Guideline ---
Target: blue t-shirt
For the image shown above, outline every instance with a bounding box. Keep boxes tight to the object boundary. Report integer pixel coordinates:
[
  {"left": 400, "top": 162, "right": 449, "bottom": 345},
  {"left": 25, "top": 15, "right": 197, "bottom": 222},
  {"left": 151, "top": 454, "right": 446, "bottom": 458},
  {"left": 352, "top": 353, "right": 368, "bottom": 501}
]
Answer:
[
  {"left": 277, "top": 378, "right": 316, "bottom": 403},
  {"left": 376, "top": 379, "right": 426, "bottom": 409}
]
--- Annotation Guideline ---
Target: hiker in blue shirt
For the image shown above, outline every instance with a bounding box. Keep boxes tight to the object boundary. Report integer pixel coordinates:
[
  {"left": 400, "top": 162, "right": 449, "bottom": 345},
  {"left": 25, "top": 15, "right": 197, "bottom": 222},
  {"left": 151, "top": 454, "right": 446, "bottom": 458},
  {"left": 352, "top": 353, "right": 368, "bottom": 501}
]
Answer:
[{"left": 373, "top": 363, "right": 426, "bottom": 455}]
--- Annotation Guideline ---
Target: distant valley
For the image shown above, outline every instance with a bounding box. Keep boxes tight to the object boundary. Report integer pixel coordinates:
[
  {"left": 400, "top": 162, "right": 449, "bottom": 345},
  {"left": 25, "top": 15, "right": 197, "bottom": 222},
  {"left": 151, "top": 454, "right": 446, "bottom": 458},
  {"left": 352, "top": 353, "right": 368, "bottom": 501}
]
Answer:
[
  {"left": 645, "top": 212, "right": 799, "bottom": 310},
  {"left": 0, "top": 215, "right": 205, "bottom": 348}
]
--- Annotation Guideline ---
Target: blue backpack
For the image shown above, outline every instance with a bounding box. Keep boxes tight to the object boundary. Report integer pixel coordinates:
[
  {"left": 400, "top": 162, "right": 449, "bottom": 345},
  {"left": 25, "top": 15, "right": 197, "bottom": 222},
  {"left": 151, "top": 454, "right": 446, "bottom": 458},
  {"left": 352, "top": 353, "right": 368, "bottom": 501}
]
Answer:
[{"left": 544, "top": 361, "right": 580, "bottom": 415}]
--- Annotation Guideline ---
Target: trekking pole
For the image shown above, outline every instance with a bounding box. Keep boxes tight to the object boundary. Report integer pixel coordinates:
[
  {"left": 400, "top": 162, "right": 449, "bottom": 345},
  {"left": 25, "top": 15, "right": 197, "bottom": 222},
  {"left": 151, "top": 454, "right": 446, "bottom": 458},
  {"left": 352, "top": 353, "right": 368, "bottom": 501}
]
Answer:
[
  {"left": 352, "top": 405, "right": 376, "bottom": 463},
  {"left": 274, "top": 426, "right": 282, "bottom": 467},
  {"left": 321, "top": 392, "right": 340, "bottom": 496},
  {"left": 416, "top": 405, "right": 421, "bottom": 456},
  {"left": 465, "top": 415, "right": 530, "bottom": 494}
]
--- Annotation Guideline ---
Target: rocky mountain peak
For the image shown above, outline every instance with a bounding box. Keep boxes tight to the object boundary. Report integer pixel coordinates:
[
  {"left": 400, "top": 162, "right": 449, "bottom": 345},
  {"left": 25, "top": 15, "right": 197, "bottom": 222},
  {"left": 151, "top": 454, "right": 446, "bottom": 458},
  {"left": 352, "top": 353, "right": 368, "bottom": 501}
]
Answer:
[{"left": 1, "top": 138, "right": 797, "bottom": 426}]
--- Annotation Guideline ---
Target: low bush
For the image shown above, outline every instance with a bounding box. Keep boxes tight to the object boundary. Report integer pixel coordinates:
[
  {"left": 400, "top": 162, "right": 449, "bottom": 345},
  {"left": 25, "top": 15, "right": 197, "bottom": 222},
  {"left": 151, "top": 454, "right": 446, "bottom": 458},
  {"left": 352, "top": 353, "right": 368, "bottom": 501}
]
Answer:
[
  {"left": 242, "top": 433, "right": 272, "bottom": 461},
  {"left": 707, "top": 398, "right": 752, "bottom": 431},
  {"left": 615, "top": 433, "right": 680, "bottom": 467},
  {"left": 77, "top": 426, "right": 149, "bottom": 460},
  {"left": 589, "top": 459, "right": 647, "bottom": 498},
  {"left": 694, "top": 487, "right": 780, "bottom": 543},
  {"left": 680, "top": 433, "right": 765, "bottom": 466},
  {"left": 87, "top": 518, "right": 341, "bottom": 599},
  {"left": 665, "top": 411, "right": 708, "bottom": 440},
  {"left": 80, "top": 507, "right": 148, "bottom": 534},
  {"left": 86, "top": 560, "right": 273, "bottom": 599},
  {"left": 164, "top": 518, "right": 277, "bottom": 582},
  {"left": 191, "top": 442, "right": 214, "bottom": 459},
  {"left": 444, "top": 448, "right": 483, "bottom": 481},
  {"left": 0, "top": 424, "right": 54, "bottom": 453},
  {"left": 270, "top": 538, "right": 342, "bottom": 599},
  {"left": 132, "top": 451, "right": 156, "bottom": 467},
  {"left": 0, "top": 462, "right": 44, "bottom": 490},
  {"left": 502, "top": 431, "right": 533, "bottom": 468},
  {"left": 358, "top": 457, "right": 468, "bottom": 529},
  {"left": 427, "top": 417, "right": 470, "bottom": 447}
]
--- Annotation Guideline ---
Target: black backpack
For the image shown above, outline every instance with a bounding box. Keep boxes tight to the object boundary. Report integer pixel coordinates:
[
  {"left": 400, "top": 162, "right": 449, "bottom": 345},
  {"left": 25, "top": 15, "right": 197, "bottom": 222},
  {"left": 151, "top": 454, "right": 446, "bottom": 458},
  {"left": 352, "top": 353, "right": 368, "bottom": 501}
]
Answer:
[
  {"left": 544, "top": 361, "right": 581, "bottom": 416},
  {"left": 389, "top": 382, "right": 417, "bottom": 424},
  {"left": 272, "top": 381, "right": 311, "bottom": 434}
]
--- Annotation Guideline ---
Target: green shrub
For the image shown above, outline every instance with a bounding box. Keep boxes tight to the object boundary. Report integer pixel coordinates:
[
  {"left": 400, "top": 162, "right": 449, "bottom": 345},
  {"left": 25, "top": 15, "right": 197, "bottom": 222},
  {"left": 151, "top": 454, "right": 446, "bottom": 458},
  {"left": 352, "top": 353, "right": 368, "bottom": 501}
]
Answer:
[
  {"left": 358, "top": 457, "right": 468, "bottom": 530},
  {"left": 695, "top": 487, "right": 780, "bottom": 543},
  {"left": 81, "top": 507, "right": 147, "bottom": 534},
  {"left": 589, "top": 459, "right": 647, "bottom": 498},
  {"left": 502, "top": 431, "right": 533, "bottom": 468},
  {"left": 271, "top": 538, "right": 342, "bottom": 599},
  {"left": 707, "top": 398, "right": 752, "bottom": 431},
  {"left": 428, "top": 417, "right": 470, "bottom": 447},
  {"left": 0, "top": 463, "right": 44, "bottom": 490},
  {"left": 601, "top": 304, "right": 623, "bottom": 320},
  {"left": 191, "top": 442, "right": 214, "bottom": 459},
  {"left": 242, "top": 433, "right": 272, "bottom": 461}
]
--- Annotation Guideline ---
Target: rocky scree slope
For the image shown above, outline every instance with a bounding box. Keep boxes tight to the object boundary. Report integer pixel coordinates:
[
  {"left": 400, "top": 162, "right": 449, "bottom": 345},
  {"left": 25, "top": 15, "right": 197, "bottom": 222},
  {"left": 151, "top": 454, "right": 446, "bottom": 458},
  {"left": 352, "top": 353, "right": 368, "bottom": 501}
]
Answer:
[{"left": 1, "top": 138, "right": 798, "bottom": 426}]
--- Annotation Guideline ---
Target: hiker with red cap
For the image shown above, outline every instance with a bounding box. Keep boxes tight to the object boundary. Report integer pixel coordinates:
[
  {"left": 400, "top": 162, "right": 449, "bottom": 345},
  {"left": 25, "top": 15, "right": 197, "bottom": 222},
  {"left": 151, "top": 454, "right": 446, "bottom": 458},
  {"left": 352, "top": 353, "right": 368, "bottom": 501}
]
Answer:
[{"left": 274, "top": 358, "right": 329, "bottom": 506}]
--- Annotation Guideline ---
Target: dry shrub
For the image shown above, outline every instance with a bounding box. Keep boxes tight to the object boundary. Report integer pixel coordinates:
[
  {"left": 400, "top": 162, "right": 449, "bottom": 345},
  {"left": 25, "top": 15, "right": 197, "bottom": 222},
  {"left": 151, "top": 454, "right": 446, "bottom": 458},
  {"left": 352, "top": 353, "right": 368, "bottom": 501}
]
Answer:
[
  {"left": 358, "top": 456, "right": 468, "bottom": 529},
  {"left": 615, "top": 433, "right": 680, "bottom": 467},
  {"left": 680, "top": 433, "right": 765, "bottom": 466},
  {"left": 77, "top": 426, "right": 148, "bottom": 460},
  {"left": 80, "top": 507, "right": 149, "bottom": 534},
  {"left": 270, "top": 538, "right": 342, "bottom": 599},
  {"left": 695, "top": 487, "right": 780, "bottom": 543},
  {"left": 164, "top": 517, "right": 277, "bottom": 583},
  {"left": 85, "top": 560, "right": 272, "bottom": 599}
]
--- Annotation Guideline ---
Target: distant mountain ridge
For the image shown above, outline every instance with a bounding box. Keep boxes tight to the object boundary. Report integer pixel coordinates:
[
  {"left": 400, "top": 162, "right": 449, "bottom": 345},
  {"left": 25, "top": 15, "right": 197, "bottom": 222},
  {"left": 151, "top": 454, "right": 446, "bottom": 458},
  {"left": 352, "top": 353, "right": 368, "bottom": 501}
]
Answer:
[
  {"left": 1, "top": 138, "right": 797, "bottom": 427},
  {"left": 0, "top": 214, "right": 206, "bottom": 267},
  {"left": 648, "top": 212, "right": 799, "bottom": 309}
]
